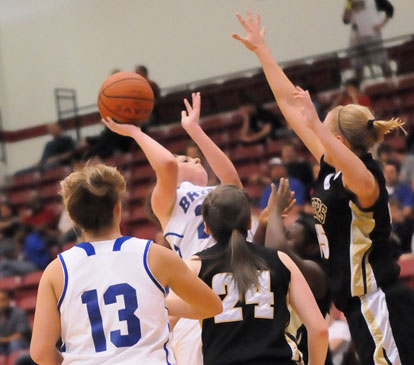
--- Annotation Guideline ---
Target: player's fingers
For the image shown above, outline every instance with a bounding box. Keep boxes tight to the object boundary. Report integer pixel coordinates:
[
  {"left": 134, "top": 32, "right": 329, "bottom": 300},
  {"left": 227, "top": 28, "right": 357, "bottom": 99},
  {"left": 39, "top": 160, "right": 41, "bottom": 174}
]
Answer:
[
  {"left": 235, "top": 13, "right": 249, "bottom": 31},
  {"left": 261, "top": 26, "right": 266, "bottom": 37},
  {"left": 181, "top": 110, "right": 187, "bottom": 119},
  {"left": 246, "top": 8, "right": 253, "bottom": 24},
  {"left": 256, "top": 13, "right": 260, "bottom": 28},
  {"left": 232, "top": 33, "right": 245, "bottom": 42},
  {"left": 184, "top": 98, "right": 192, "bottom": 112}
]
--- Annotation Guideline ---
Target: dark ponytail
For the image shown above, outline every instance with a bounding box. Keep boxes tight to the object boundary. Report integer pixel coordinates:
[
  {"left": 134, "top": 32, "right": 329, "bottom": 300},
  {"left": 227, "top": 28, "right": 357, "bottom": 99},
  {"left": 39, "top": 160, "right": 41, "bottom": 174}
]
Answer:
[{"left": 202, "top": 185, "right": 268, "bottom": 300}]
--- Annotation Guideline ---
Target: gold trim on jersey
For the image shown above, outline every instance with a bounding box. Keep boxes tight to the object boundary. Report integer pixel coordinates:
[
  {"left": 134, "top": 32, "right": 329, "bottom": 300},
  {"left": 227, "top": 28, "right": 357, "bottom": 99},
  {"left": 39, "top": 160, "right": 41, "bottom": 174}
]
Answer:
[
  {"left": 349, "top": 201, "right": 377, "bottom": 297},
  {"left": 360, "top": 289, "right": 401, "bottom": 364}
]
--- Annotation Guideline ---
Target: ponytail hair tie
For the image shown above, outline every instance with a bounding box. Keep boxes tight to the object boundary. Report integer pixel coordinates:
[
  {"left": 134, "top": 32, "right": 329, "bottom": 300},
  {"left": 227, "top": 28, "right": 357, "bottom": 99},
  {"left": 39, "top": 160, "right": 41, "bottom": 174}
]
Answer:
[{"left": 367, "top": 119, "right": 375, "bottom": 129}]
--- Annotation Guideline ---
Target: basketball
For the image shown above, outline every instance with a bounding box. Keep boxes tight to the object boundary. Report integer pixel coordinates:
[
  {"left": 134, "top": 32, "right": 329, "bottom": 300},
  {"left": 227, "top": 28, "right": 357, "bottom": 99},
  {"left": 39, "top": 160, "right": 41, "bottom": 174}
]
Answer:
[{"left": 97, "top": 72, "right": 154, "bottom": 124}]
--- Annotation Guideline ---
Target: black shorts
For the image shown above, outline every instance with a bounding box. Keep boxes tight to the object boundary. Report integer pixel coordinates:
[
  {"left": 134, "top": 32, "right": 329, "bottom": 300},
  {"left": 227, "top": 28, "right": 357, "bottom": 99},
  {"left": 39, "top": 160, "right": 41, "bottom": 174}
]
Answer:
[{"left": 344, "top": 283, "right": 414, "bottom": 365}]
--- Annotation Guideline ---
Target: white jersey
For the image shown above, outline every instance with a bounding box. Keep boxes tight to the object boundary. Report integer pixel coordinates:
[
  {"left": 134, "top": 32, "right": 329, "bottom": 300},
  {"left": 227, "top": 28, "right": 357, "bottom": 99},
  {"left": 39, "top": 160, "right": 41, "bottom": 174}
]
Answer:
[
  {"left": 164, "top": 181, "right": 217, "bottom": 259},
  {"left": 58, "top": 236, "right": 175, "bottom": 365}
]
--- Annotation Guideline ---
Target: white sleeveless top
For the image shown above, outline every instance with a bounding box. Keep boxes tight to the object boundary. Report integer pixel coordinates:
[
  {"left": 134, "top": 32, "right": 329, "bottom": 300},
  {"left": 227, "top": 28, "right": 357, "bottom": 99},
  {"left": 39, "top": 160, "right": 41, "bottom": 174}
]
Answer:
[
  {"left": 163, "top": 181, "right": 217, "bottom": 259},
  {"left": 58, "top": 236, "right": 175, "bottom": 365}
]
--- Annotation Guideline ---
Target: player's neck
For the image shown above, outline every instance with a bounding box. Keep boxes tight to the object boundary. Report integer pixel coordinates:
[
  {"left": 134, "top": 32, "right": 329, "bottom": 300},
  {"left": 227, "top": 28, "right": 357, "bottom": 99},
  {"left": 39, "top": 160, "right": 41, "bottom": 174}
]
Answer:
[{"left": 83, "top": 226, "right": 122, "bottom": 242}]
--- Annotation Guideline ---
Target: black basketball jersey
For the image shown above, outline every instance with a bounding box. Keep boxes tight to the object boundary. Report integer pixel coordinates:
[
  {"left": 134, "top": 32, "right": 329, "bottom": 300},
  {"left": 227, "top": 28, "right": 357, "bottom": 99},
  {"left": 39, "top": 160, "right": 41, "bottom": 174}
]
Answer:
[
  {"left": 197, "top": 242, "right": 302, "bottom": 365},
  {"left": 312, "top": 154, "right": 400, "bottom": 311}
]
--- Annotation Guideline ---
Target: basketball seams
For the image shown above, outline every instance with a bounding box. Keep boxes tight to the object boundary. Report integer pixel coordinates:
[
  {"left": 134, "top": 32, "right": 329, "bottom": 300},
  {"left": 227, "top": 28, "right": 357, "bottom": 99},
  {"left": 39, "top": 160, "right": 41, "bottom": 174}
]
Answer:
[
  {"left": 98, "top": 95, "right": 152, "bottom": 123},
  {"left": 101, "top": 78, "right": 153, "bottom": 101}
]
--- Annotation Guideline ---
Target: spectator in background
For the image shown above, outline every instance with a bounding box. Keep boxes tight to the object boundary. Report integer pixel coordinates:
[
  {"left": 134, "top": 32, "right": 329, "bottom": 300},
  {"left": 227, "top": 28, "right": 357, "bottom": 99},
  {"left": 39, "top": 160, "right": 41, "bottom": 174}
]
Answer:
[
  {"left": 281, "top": 142, "right": 314, "bottom": 197},
  {"left": 0, "top": 290, "right": 31, "bottom": 356},
  {"left": 376, "top": 142, "right": 392, "bottom": 163},
  {"left": 135, "top": 64, "right": 161, "bottom": 126},
  {"left": 22, "top": 193, "right": 59, "bottom": 270},
  {"left": 384, "top": 160, "right": 414, "bottom": 217},
  {"left": 343, "top": 0, "right": 393, "bottom": 80},
  {"left": 238, "top": 96, "right": 284, "bottom": 145},
  {"left": 0, "top": 202, "right": 22, "bottom": 240},
  {"left": 331, "top": 78, "right": 371, "bottom": 108},
  {"left": 260, "top": 157, "right": 306, "bottom": 211},
  {"left": 79, "top": 126, "right": 132, "bottom": 160},
  {"left": 0, "top": 237, "right": 37, "bottom": 278},
  {"left": 39, "top": 123, "right": 75, "bottom": 169},
  {"left": 389, "top": 198, "right": 414, "bottom": 258},
  {"left": 400, "top": 125, "right": 414, "bottom": 185},
  {"left": 15, "top": 123, "right": 75, "bottom": 176}
]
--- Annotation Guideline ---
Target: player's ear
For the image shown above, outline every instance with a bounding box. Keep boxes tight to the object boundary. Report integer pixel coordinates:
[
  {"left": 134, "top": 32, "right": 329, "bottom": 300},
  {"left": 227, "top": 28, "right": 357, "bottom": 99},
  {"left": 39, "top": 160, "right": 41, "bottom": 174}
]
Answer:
[
  {"left": 248, "top": 217, "right": 252, "bottom": 230},
  {"left": 204, "top": 222, "right": 211, "bottom": 234}
]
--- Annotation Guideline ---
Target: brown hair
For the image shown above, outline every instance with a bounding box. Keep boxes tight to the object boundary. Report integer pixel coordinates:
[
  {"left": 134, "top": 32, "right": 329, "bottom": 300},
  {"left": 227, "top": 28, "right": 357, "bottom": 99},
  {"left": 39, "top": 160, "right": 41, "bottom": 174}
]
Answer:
[
  {"left": 331, "top": 104, "right": 405, "bottom": 155},
  {"left": 202, "top": 185, "right": 267, "bottom": 300},
  {"left": 60, "top": 163, "right": 126, "bottom": 232}
]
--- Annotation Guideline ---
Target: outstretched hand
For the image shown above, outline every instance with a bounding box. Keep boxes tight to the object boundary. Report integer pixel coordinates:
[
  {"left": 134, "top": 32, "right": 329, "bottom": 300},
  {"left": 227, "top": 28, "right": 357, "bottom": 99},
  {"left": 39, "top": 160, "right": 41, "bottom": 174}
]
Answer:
[
  {"left": 293, "top": 86, "right": 322, "bottom": 131},
  {"left": 181, "top": 92, "right": 201, "bottom": 131},
  {"left": 232, "top": 9, "right": 266, "bottom": 52},
  {"left": 101, "top": 117, "right": 141, "bottom": 137},
  {"left": 267, "top": 178, "right": 296, "bottom": 216}
]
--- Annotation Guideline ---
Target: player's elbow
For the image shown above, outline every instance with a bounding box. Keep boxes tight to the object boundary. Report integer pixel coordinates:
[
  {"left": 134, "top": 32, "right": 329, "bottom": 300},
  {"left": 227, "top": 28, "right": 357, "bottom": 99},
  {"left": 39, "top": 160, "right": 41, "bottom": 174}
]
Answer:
[
  {"left": 30, "top": 341, "right": 54, "bottom": 364},
  {"left": 202, "top": 295, "right": 223, "bottom": 319}
]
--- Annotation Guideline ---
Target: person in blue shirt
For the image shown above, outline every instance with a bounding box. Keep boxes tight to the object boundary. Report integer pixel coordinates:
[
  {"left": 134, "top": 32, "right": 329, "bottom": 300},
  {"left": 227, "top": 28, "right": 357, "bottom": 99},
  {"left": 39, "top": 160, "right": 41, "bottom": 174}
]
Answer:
[
  {"left": 384, "top": 160, "right": 414, "bottom": 217},
  {"left": 260, "top": 157, "right": 306, "bottom": 209}
]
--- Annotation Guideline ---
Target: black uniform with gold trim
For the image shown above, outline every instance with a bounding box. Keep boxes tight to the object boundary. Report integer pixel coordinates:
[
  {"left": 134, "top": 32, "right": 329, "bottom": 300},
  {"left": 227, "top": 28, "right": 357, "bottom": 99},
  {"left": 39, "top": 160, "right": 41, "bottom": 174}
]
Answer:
[
  {"left": 312, "top": 154, "right": 414, "bottom": 365},
  {"left": 197, "top": 242, "right": 302, "bottom": 365}
]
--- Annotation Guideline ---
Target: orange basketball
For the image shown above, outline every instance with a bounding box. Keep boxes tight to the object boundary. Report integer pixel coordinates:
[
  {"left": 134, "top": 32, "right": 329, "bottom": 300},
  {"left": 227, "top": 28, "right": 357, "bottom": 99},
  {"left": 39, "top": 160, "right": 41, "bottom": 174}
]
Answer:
[{"left": 97, "top": 72, "right": 154, "bottom": 124}]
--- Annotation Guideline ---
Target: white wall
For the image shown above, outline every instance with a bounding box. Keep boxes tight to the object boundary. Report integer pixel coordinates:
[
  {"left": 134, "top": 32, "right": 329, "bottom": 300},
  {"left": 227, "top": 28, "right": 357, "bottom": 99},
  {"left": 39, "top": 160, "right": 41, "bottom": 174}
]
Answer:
[{"left": 0, "top": 0, "right": 413, "bottom": 173}]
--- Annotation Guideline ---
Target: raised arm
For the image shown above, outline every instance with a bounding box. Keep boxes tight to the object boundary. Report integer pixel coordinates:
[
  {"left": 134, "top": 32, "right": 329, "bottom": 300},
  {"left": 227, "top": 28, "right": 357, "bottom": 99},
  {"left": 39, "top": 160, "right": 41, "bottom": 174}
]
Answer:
[
  {"left": 182, "top": 93, "right": 242, "bottom": 187},
  {"left": 149, "top": 244, "right": 222, "bottom": 319},
  {"left": 278, "top": 252, "right": 328, "bottom": 365},
  {"left": 232, "top": 10, "right": 324, "bottom": 161},
  {"left": 102, "top": 119, "right": 177, "bottom": 229},
  {"left": 293, "top": 88, "right": 379, "bottom": 208},
  {"left": 265, "top": 180, "right": 326, "bottom": 299}
]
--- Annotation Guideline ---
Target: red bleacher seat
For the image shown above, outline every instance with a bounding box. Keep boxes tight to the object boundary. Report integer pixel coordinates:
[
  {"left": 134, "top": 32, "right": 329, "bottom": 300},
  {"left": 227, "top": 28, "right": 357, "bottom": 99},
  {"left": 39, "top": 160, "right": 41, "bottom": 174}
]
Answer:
[
  {"left": 243, "top": 73, "right": 274, "bottom": 103},
  {"left": 244, "top": 182, "right": 264, "bottom": 203},
  {"left": 200, "top": 117, "right": 222, "bottom": 133},
  {"left": 231, "top": 145, "right": 264, "bottom": 163},
  {"left": 16, "top": 295, "right": 37, "bottom": 313},
  {"left": 19, "top": 271, "right": 42, "bottom": 290},
  {"left": 7, "top": 349, "right": 30, "bottom": 365},
  {"left": 306, "top": 55, "right": 341, "bottom": 92},
  {"left": 237, "top": 163, "right": 263, "bottom": 181},
  {"left": 164, "top": 139, "right": 190, "bottom": 154},
  {"left": 104, "top": 152, "right": 133, "bottom": 168},
  {"left": 9, "top": 171, "right": 40, "bottom": 190},
  {"left": 38, "top": 182, "right": 60, "bottom": 201},
  {"left": 40, "top": 166, "right": 71, "bottom": 184},
  {"left": 0, "top": 355, "right": 6, "bottom": 365},
  {"left": 129, "top": 222, "right": 157, "bottom": 241},
  {"left": 0, "top": 276, "right": 21, "bottom": 292},
  {"left": 129, "top": 184, "right": 153, "bottom": 202},
  {"left": 197, "top": 84, "right": 220, "bottom": 117},
  {"left": 398, "top": 257, "right": 414, "bottom": 290},
  {"left": 363, "top": 81, "right": 395, "bottom": 99},
  {"left": 7, "top": 189, "right": 33, "bottom": 206},
  {"left": 130, "top": 164, "right": 154, "bottom": 184}
]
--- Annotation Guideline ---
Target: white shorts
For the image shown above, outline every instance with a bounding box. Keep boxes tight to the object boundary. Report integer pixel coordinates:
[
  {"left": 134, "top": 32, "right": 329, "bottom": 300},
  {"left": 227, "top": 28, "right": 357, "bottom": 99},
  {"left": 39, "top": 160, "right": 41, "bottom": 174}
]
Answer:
[{"left": 171, "top": 318, "right": 202, "bottom": 365}]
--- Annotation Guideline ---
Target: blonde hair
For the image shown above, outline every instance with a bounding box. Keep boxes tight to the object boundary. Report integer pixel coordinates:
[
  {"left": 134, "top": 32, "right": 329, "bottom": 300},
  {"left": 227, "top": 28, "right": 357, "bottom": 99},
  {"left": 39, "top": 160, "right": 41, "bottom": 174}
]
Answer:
[
  {"left": 60, "top": 163, "right": 126, "bottom": 232},
  {"left": 330, "top": 104, "right": 406, "bottom": 154}
]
